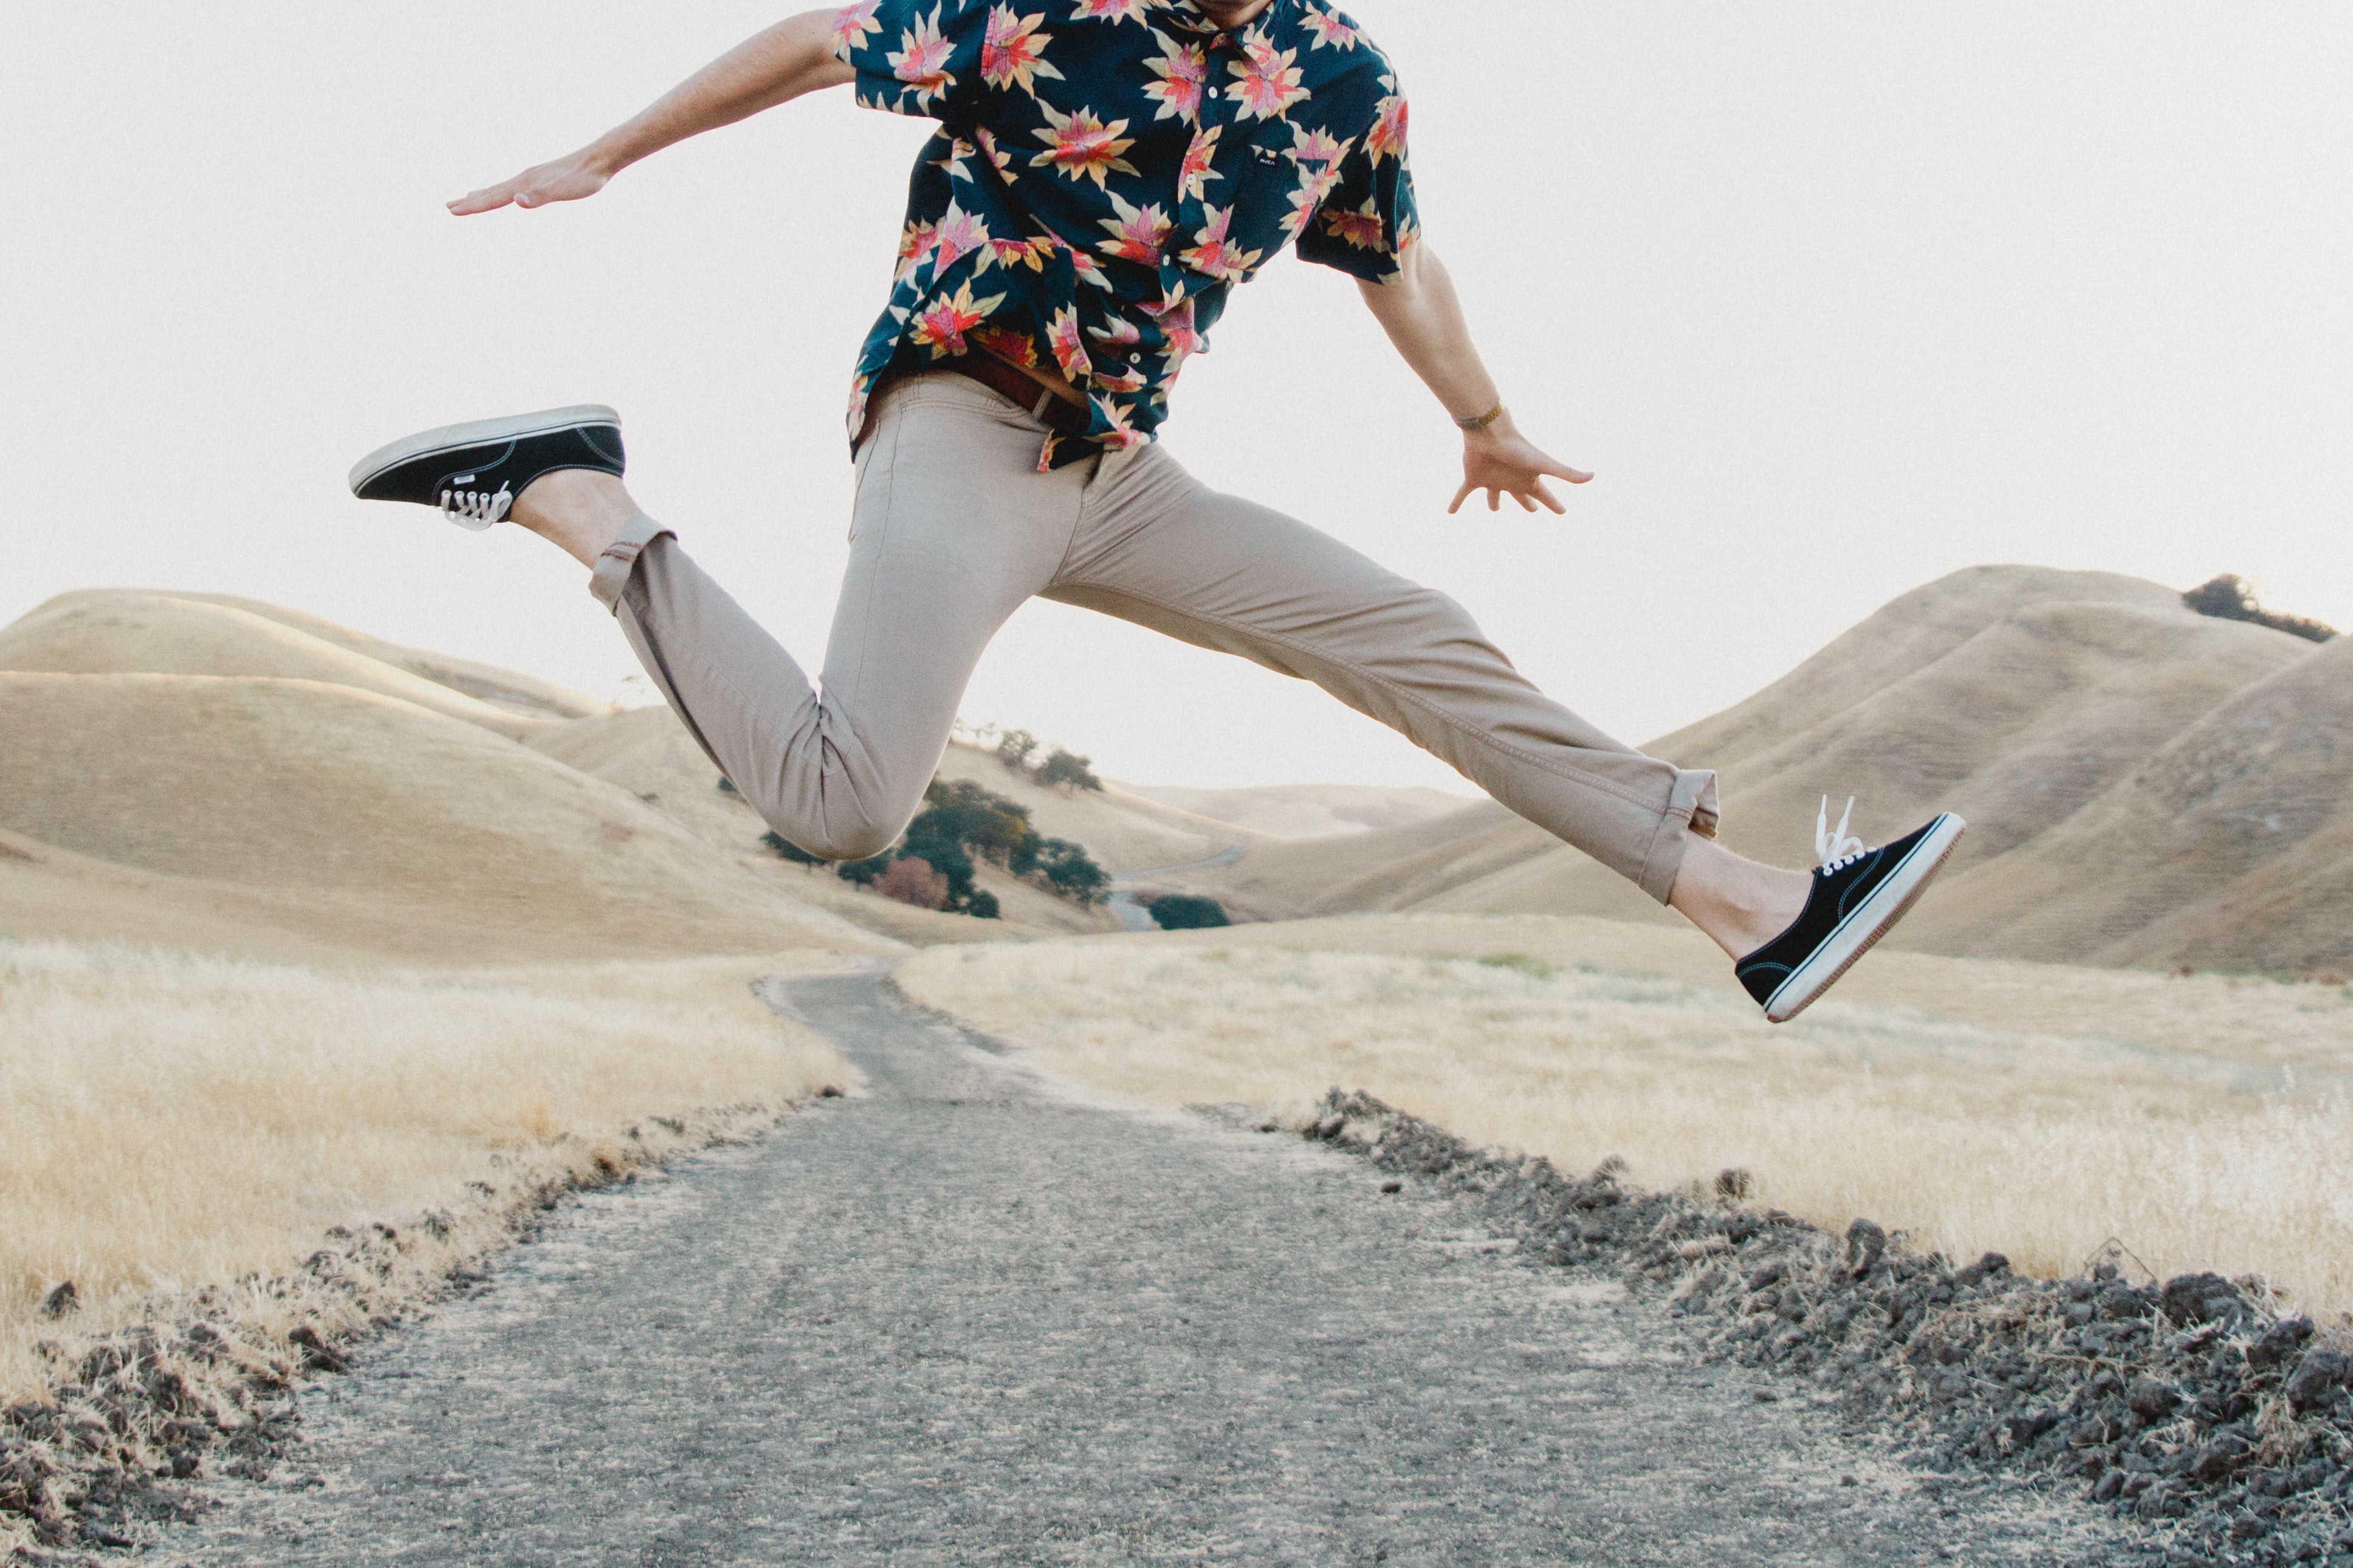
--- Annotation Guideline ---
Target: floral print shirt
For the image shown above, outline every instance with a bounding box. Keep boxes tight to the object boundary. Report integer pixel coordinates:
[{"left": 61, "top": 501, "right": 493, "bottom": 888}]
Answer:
[{"left": 832, "top": 0, "right": 1417, "bottom": 469}]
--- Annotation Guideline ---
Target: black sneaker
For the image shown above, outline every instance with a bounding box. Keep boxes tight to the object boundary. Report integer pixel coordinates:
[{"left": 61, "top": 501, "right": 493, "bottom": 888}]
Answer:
[
  {"left": 347, "top": 405, "right": 624, "bottom": 530},
  {"left": 1735, "top": 803, "right": 1967, "bottom": 1024}
]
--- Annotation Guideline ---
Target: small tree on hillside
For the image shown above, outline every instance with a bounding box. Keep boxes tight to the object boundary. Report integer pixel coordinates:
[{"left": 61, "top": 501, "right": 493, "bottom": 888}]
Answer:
[
  {"left": 2183, "top": 575, "right": 2338, "bottom": 643},
  {"left": 1033, "top": 748, "right": 1104, "bottom": 793},
  {"left": 1032, "top": 838, "right": 1110, "bottom": 906},
  {"left": 985, "top": 727, "right": 1107, "bottom": 792},
  {"left": 994, "top": 729, "right": 1042, "bottom": 775},
  {"left": 920, "top": 779, "right": 1036, "bottom": 864}
]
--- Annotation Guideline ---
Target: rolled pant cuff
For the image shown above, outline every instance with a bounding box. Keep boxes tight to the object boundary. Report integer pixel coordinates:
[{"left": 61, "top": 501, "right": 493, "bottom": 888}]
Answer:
[
  {"left": 1633, "top": 767, "right": 1721, "bottom": 906},
  {"left": 588, "top": 515, "right": 676, "bottom": 615}
]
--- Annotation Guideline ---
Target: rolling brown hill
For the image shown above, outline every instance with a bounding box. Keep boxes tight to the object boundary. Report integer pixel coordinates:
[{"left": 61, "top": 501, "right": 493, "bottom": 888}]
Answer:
[
  {"left": 0, "top": 589, "right": 1248, "bottom": 959},
  {"left": 1903, "top": 630, "right": 2353, "bottom": 972},
  {"left": 8, "top": 572, "right": 2337, "bottom": 971},
  {"left": 0, "top": 589, "right": 606, "bottom": 727},
  {"left": 0, "top": 589, "right": 975, "bottom": 959},
  {"left": 0, "top": 668, "right": 883, "bottom": 962},
  {"left": 1172, "top": 566, "right": 2344, "bottom": 973},
  {"left": 528, "top": 710, "right": 1145, "bottom": 939}
]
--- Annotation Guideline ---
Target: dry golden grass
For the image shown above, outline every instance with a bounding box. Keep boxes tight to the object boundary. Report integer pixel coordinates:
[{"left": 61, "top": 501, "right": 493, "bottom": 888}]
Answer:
[
  {"left": 897, "top": 928, "right": 2353, "bottom": 1312},
  {"left": 0, "top": 940, "right": 847, "bottom": 1407},
  {"left": 1143, "top": 912, "right": 2353, "bottom": 1077}
]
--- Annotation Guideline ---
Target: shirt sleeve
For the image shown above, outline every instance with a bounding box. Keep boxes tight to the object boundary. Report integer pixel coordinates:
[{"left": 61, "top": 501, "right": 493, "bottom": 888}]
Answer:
[
  {"left": 830, "top": 0, "right": 988, "bottom": 126},
  {"left": 1294, "top": 74, "right": 1419, "bottom": 284}
]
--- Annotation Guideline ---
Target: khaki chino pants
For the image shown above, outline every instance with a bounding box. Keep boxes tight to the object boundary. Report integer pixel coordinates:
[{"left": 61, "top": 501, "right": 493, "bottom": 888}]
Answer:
[{"left": 589, "top": 371, "right": 1718, "bottom": 903}]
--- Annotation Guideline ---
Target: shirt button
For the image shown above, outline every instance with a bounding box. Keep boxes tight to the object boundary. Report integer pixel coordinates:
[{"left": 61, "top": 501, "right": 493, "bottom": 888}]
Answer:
[{"left": 1206, "top": 87, "right": 1221, "bottom": 99}]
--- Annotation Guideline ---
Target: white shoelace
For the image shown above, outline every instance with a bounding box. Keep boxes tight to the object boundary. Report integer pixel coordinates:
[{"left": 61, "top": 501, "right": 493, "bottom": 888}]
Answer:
[
  {"left": 1816, "top": 795, "right": 1867, "bottom": 872},
  {"left": 439, "top": 483, "right": 513, "bottom": 528}
]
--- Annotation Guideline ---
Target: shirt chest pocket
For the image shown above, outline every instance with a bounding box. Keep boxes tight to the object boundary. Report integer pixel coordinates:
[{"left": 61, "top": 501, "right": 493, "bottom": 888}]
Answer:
[{"left": 1223, "top": 139, "right": 1328, "bottom": 254}]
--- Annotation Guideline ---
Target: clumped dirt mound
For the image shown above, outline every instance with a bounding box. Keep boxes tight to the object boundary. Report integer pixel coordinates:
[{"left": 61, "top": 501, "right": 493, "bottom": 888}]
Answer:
[{"left": 1299, "top": 1090, "right": 2353, "bottom": 1567}]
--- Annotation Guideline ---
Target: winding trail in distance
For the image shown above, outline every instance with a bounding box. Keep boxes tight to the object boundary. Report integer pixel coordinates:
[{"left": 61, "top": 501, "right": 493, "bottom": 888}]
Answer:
[
  {"left": 1107, "top": 845, "right": 1247, "bottom": 932},
  {"left": 156, "top": 966, "right": 2134, "bottom": 1566}
]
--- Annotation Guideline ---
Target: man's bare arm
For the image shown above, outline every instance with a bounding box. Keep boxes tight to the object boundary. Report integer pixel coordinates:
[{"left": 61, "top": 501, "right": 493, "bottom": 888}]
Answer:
[
  {"left": 449, "top": 11, "right": 854, "bottom": 216},
  {"left": 1358, "top": 243, "right": 1593, "bottom": 515}
]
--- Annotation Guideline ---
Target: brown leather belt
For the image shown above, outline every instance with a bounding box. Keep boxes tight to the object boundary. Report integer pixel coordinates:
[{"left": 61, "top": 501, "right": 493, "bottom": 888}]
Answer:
[{"left": 877, "top": 353, "right": 1093, "bottom": 437}]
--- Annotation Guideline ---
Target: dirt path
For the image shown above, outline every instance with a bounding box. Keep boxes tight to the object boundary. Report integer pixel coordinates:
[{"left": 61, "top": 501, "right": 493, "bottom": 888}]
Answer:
[{"left": 155, "top": 967, "right": 2134, "bottom": 1566}]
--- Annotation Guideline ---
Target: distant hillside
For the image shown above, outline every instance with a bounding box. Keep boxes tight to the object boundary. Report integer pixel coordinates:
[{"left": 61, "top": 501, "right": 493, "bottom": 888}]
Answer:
[
  {"left": 930, "top": 744, "right": 1266, "bottom": 872},
  {"left": 1172, "top": 566, "right": 2347, "bottom": 973},
  {"left": 0, "top": 590, "right": 1243, "bottom": 960},
  {"left": 1904, "top": 631, "right": 2353, "bottom": 973},
  {"left": 10, "top": 571, "right": 2338, "bottom": 973},
  {"left": 1122, "top": 782, "right": 1473, "bottom": 841},
  {"left": 3, "top": 587, "right": 608, "bottom": 724}
]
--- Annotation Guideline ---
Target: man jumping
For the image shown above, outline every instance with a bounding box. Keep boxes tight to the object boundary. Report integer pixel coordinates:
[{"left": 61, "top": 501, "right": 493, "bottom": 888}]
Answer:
[{"left": 349, "top": 0, "right": 1962, "bottom": 1022}]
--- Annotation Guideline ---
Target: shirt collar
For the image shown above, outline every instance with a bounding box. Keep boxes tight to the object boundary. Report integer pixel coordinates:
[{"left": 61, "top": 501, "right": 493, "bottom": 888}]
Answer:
[{"left": 1160, "top": 0, "right": 1292, "bottom": 38}]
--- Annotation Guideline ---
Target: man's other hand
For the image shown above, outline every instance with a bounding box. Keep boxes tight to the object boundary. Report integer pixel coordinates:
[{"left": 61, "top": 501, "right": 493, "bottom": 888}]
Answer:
[
  {"left": 449, "top": 149, "right": 614, "bottom": 216},
  {"left": 1451, "top": 418, "right": 1593, "bottom": 515}
]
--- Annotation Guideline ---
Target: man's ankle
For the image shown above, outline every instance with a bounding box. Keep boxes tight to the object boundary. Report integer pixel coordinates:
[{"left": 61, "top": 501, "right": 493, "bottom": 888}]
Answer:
[{"left": 512, "top": 469, "right": 642, "bottom": 569}]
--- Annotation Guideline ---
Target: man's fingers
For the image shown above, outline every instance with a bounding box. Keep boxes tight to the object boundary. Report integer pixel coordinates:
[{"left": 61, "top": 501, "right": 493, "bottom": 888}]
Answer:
[
  {"left": 448, "top": 162, "right": 579, "bottom": 215},
  {"left": 448, "top": 183, "right": 517, "bottom": 216},
  {"left": 1457, "top": 467, "right": 1576, "bottom": 518},
  {"left": 1548, "top": 460, "right": 1595, "bottom": 485}
]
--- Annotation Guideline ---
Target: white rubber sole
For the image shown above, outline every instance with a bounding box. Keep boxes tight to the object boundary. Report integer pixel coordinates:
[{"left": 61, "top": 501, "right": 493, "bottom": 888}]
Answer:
[
  {"left": 1763, "top": 813, "right": 1967, "bottom": 1024},
  {"left": 346, "top": 404, "right": 620, "bottom": 495}
]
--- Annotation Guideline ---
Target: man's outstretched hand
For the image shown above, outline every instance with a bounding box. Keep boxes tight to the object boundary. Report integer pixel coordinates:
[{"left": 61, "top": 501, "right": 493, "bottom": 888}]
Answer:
[
  {"left": 444, "top": 15, "right": 853, "bottom": 218},
  {"left": 448, "top": 148, "right": 615, "bottom": 216},
  {"left": 1451, "top": 418, "right": 1593, "bottom": 515}
]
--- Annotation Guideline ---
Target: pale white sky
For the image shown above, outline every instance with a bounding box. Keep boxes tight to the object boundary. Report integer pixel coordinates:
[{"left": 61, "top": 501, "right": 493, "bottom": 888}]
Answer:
[{"left": 4, "top": 4, "right": 2346, "bottom": 790}]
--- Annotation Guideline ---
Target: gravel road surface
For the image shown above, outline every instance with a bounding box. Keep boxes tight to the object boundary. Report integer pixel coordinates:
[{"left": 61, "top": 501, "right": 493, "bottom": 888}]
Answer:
[{"left": 156, "top": 965, "right": 2129, "bottom": 1565}]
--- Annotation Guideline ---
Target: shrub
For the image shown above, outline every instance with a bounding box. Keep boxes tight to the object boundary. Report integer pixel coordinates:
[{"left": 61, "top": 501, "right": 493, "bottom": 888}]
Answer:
[
  {"left": 1034, "top": 838, "right": 1110, "bottom": 906},
  {"left": 2183, "top": 575, "right": 2338, "bottom": 643},
  {"left": 760, "top": 830, "right": 823, "bottom": 866},
  {"left": 875, "top": 857, "right": 952, "bottom": 911},
  {"left": 898, "top": 829, "right": 978, "bottom": 909},
  {"left": 812, "top": 773, "right": 1093, "bottom": 918},
  {"left": 1008, "top": 835, "right": 1042, "bottom": 877},
  {"left": 837, "top": 854, "right": 894, "bottom": 887},
  {"left": 1146, "top": 894, "right": 1228, "bottom": 930}
]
